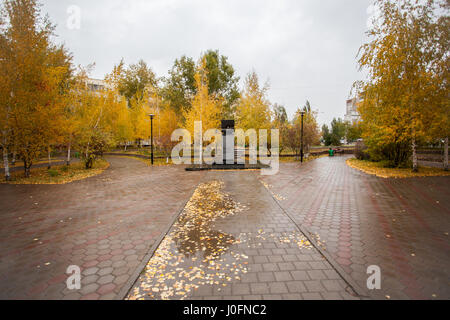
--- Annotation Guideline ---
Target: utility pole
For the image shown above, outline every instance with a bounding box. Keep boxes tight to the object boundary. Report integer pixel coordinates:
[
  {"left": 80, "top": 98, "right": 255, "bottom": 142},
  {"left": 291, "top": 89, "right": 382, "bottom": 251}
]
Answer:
[
  {"left": 149, "top": 114, "right": 155, "bottom": 165},
  {"left": 300, "top": 110, "right": 305, "bottom": 163}
]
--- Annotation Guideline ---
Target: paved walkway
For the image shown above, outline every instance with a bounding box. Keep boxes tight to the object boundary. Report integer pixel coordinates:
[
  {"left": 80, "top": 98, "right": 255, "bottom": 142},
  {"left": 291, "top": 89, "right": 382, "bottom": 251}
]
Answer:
[
  {"left": 0, "top": 157, "right": 203, "bottom": 299},
  {"left": 0, "top": 155, "right": 448, "bottom": 300},
  {"left": 128, "top": 172, "right": 357, "bottom": 300},
  {"left": 261, "top": 156, "right": 450, "bottom": 300}
]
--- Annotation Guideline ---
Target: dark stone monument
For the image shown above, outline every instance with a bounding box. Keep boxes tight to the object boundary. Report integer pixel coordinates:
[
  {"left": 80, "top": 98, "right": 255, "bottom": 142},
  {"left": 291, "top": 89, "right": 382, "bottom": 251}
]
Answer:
[
  {"left": 220, "top": 120, "right": 239, "bottom": 166},
  {"left": 185, "top": 120, "right": 270, "bottom": 171}
]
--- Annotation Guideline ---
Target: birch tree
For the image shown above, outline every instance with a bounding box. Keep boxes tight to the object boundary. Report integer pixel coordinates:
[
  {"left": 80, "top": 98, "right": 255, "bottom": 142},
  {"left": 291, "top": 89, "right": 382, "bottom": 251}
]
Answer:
[
  {"left": 183, "top": 59, "right": 222, "bottom": 135},
  {"left": 356, "top": 0, "right": 448, "bottom": 170},
  {"left": 1, "top": 0, "right": 72, "bottom": 177},
  {"left": 0, "top": 8, "right": 12, "bottom": 180},
  {"left": 236, "top": 71, "right": 272, "bottom": 132}
]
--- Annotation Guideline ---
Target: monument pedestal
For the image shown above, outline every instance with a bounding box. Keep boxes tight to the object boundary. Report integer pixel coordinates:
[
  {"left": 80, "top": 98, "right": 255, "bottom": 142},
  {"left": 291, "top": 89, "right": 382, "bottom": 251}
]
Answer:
[{"left": 186, "top": 120, "right": 269, "bottom": 171}]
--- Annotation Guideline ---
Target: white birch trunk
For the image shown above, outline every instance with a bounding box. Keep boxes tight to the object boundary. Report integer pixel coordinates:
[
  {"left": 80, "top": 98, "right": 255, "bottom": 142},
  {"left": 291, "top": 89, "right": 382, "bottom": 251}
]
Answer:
[
  {"left": 444, "top": 137, "right": 448, "bottom": 171},
  {"left": 3, "top": 145, "right": 10, "bottom": 181},
  {"left": 412, "top": 137, "right": 418, "bottom": 172},
  {"left": 48, "top": 148, "right": 51, "bottom": 169},
  {"left": 66, "top": 142, "right": 71, "bottom": 166}
]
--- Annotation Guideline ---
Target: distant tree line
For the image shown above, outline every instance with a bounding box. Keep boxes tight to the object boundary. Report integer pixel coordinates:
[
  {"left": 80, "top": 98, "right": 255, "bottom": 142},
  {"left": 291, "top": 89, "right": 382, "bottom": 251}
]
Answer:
[{"left": 0, "top": 0, "right": 321, "bottom": 180}]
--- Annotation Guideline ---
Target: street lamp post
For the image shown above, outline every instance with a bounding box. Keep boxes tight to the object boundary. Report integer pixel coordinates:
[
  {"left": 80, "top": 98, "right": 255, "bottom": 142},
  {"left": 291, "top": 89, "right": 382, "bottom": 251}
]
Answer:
[
  {"left": 149, "top": 114, "right": 155, "bottom": 165},
  {"left": 300, "top": 111, "right": 305, "bottom": 163}
]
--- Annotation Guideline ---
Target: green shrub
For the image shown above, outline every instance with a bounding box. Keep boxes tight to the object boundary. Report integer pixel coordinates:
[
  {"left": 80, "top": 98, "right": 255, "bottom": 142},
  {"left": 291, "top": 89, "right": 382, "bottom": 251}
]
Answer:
[
  {"left": 366, "top": 141, "right": 411, "bottom": 168},
  {"left": 48, "top": 169, "right": 59, "bottom": 177},
  {"left": 354, "top": 141, "right": 370, "bottom": 160}
]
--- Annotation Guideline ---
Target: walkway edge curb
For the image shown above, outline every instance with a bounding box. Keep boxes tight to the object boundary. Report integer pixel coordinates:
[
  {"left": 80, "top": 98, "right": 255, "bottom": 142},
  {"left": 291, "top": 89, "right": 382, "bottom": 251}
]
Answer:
[
  {"left": 261, "top": 180, "right": 371, "bottom": 300},
  {"left": 115, "top": 185, "right": 199, "bottom": 300}
]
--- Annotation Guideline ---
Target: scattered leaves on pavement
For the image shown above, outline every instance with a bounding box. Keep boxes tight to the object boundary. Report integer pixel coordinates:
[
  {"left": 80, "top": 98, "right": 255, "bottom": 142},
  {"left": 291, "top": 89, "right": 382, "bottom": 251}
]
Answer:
[{"left": 347, "top": 159, "right": 450, "bottom": 179}]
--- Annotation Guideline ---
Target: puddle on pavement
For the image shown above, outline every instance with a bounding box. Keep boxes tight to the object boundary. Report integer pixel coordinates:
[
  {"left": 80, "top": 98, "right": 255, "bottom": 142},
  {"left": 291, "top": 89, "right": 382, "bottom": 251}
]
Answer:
[
  {"left": 173, "top": 181, "right": 241, "bottom": 259},
  {"left": 127, "top": 180, "right": 317, "bottom": 300},
  {"left": 127, "top": 180, "right": 249, "bottom": 300}
]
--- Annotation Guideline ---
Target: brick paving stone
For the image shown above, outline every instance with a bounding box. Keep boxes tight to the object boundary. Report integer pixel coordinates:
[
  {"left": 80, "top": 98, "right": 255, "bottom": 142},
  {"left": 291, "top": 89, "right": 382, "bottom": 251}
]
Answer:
[
  {"left": 278, "top": 262, "right": 296, "bottom": 271},
  {"left": 302, "top": 292, "right": 323, "bottom": 300},
  {"left": 286, "top": 281, "right": 308, "bottom": 294},
  {"left": 274, "top": 271, "right": 293, "bottom": 282},
  {"left": 97, "top": 283, "right": 116, "bottom": 296},
  {"left": 243, "top": 295, "right": 261, "bottom": 300},
  {"left": 268, "top": 282, "right": 289, "bottom": 294},
  {"left": 251, "top": 283, "right": 270, "bottom": 295},
  {"left": 323, "top": 269, "right": 342, "bottom": 280},
  {"left": 6, "top": 155, "right": 444, "bottom": 300},
  {"left": 128, "top": 170, "right": 353, "bottom": 301},
  {"left": 304, "top": 280, "right": 327, "bottom": 293},
  {"left": 321, "top": 292, "right": 344, "bottom": 300},
  {"left": 223, "top": 295, "right": 243, "bottom": 300},
  {"left": 232, "top": 284, "right": 251, "bottom": 295},
  {"left": 291, "top": 270, "right": 310, "bottom": 281},
  {"left": 282, "top": 293, "right": 302, "bottom": 300},
  {"left": 97, "top": 267, "right": 114, "bottom": 277},
  {"left": 262, "top": 263, "right": 279, "bottom": 272},
  {"left": 257, "top": 272, "right": 275, "bottom": 282},
  {"left": 80, "top": 283, "right": 99, "bottom": 295},
  {"left": 98, "top": 275, "right": 115, "bottom": 285},
  {"left": 261, "top": 156, "right": 450, "bottom": 299},
  {"left": 82, "top": 275, "right": 99, "bottom": 285},
  {"left": 0, "top": 157, "right": 203, "bottom": 299},
  {"left": 262, "top": 294, "right": 283, "bottom": 300},
  {"left": 321, "top": 280, "right": 344, "bottom": 292},
  {"left": 307, "top": 270, "right": 327, "bottom": 280}
]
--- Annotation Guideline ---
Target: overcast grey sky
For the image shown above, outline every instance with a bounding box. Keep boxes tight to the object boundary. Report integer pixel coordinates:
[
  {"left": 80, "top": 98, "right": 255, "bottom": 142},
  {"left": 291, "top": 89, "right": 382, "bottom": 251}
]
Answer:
[{"left": 42, "top": 0, "right": 374, "bottom": 126}]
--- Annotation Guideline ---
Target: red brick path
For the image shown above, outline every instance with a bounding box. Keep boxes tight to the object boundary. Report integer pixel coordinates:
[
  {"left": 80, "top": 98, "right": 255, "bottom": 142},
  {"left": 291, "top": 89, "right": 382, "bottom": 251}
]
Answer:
[
  {"left": 0, "top": 157, "right": 202, "bottom": 299},
  {"left": 261, "top": 156, "right": 450, "bottom": 300}
]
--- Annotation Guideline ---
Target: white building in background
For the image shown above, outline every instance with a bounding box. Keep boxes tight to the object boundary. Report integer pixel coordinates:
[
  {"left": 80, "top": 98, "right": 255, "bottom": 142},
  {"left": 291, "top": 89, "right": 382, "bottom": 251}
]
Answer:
[
  {"left": 86, "top": 78, "right": 107, "bottom": 92},
  {"left": 345, "top": 94, "right": 363, "bottom": 123}
]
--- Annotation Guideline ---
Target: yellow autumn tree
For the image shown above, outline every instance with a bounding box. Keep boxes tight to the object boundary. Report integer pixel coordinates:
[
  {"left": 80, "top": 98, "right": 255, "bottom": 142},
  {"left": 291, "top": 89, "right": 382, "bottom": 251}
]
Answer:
[
  {"left": 104, "top": 64, "right": 134, "bottom": 151},
  {"left": 0, "top": 10, "right": 13, "bottom": 180},
  {"left": 68, "top": 69, "right": 115, "bottom": 169},
  {"left": 422, "top": 1, "right": 450, "bottom": 170},
  {"left": 156, "top": 106, "right": 180, "bottom": 158},
  {"left": 183, "top": 59, "right": 222, "bottom": 135},
  {"left": 292, "top": 104, "right": 320, "bottom": 154},
  {"left": 355, "top": 0, "right": 448, "bottom": 170},
  {"left": 127, "top": 88, "right": 152, "bottom": 147},
  {"left": 1, "top": 0, "right": 72, "bottom": 177},
  {"left": 236, "top": 71, "right": 272, "bottom": 132}
]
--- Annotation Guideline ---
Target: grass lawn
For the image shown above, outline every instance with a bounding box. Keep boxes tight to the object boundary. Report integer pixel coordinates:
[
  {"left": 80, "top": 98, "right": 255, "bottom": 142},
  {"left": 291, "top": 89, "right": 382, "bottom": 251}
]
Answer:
[
  {"left": 347, "top": 158, "right": 450, "bottom": 178},
  {"left": 116, "top": 153, "right": 328, "bottom": 166},
  {"left": 279, "top": 154, "right": 328, "bottom": 163},
  {"left": 115, "top": 155, "right": 174, "bottom": 166},
  {"left": 0, "top": 159, "right": 110, "bottom": 185},
  {"left": 0, "top": 158, "right": 62, "bottom": 169}
]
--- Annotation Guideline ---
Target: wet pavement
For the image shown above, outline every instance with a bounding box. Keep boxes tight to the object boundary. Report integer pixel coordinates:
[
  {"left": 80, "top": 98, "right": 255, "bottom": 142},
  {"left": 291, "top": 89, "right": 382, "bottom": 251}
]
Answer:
[
  {"left": 261, "top": 155, "right": 450, "bottom": 300},
  {"left": 128, "top": 176, "right": 356, "bottom": 300},
  {"left": 0, "top": 155, "right": 449, "bottom": 300},
  {"left": 0, "top": 157, "right": 203, "bottom": 299}
]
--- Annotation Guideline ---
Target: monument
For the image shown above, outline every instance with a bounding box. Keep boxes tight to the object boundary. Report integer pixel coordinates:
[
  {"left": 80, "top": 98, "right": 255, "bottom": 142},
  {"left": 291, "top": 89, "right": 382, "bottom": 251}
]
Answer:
[
  {"left": 216, "top": 120, "right": 244, "bottom": 167},
  {"left": 186, "top": 120, "right": 269, "bottom": 171}
]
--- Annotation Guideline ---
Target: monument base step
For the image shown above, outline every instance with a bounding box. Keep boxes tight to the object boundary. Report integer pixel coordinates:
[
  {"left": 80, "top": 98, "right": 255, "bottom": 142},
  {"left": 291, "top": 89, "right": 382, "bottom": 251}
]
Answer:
[{"left": 185, "top": 163, "right": 270, "bottom": 171}]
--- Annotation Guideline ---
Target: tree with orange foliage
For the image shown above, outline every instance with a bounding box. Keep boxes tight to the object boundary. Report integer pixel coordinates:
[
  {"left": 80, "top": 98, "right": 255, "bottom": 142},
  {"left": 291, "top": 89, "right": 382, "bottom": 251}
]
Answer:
[
  {"left": 183, "top": 59, "right": 222, "bottom": 135},
  {"left": 356, "top": 0, "right": 449, "bottom": 171},
  {"left": 1, "top": 0, "right": 72, "bottom": 177}
]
